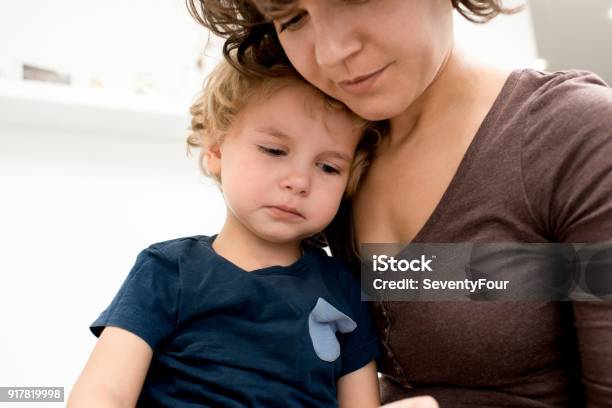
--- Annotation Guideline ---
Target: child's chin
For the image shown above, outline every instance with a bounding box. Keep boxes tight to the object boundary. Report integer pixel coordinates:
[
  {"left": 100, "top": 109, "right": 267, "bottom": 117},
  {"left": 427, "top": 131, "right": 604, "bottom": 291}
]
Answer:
[{"left": 255, "top": 229, "right": 314, "bottom": 245}]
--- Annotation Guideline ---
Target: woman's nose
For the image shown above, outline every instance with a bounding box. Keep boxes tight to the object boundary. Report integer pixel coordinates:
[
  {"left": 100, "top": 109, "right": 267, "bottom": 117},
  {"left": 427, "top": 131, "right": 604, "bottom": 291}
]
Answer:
[
  {"left": 281, "top": 171, "right": 311, "bottom": 196},
  {"left": 313, "top": 17, "right": 362, "bottom": 68}
]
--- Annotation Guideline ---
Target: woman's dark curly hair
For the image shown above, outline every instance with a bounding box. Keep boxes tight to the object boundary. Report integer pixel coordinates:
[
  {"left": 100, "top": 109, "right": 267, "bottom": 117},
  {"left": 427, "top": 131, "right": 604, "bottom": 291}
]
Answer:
[{"left": 187, "top": 0, "right": 520, "bottom": 77}]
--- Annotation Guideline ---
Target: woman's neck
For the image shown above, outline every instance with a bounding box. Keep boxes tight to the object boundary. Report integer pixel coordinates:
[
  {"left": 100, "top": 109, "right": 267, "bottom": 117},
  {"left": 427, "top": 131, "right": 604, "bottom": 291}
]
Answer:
[{"left": 387, "top": 47, "right": 503, "bottom": 149}]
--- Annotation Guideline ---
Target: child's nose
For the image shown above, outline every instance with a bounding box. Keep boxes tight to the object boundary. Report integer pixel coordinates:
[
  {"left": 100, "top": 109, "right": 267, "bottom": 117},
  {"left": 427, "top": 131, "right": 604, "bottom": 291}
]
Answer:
[{"left": 281, "top": 171, "right": 311, "bottom": 196}]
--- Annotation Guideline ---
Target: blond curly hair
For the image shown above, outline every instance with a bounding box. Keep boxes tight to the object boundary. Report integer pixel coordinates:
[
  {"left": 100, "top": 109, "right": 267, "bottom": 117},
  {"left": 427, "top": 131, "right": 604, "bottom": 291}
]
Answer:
[{"left": 186, "top": 60, "right": 383, "bottom": 197}]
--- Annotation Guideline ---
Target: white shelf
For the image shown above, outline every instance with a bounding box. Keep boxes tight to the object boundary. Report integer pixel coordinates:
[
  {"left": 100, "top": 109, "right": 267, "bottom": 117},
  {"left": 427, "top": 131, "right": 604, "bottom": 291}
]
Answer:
[{"left": 0, "top": 80, "right": 191, "bottom": 139}]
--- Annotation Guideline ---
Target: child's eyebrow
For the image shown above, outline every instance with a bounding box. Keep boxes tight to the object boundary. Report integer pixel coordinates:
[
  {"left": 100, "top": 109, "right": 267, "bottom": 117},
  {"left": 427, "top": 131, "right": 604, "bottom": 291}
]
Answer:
[
  {"left": 255, "top": 126, "right": 291, "bottom": 140},
  {"left": 321, "top": 151, "right": 353, "bottom": 163},
  {"left": 255, "top": 126, "right": 353, "bottom": 162}
]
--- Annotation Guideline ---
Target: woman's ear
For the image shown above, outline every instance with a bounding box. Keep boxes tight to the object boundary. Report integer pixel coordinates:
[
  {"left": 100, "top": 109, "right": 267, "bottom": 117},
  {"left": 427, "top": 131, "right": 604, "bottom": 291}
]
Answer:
[{"left": 205, "top": 144, "right": 222, "bottom": 178}]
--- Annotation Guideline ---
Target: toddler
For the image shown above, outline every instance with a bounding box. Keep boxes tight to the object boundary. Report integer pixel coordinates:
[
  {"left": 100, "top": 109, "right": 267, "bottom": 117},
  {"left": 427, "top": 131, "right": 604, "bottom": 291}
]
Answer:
[{"left": 69, "top": 60, "right": 381, "bottom": 407}]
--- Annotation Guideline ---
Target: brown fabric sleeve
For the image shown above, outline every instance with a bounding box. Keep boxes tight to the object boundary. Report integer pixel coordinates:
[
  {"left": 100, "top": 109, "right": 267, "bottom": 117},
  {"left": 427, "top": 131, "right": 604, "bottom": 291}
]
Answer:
[{"left": 521, "top": 70, "right": 612, "bottom": 407}]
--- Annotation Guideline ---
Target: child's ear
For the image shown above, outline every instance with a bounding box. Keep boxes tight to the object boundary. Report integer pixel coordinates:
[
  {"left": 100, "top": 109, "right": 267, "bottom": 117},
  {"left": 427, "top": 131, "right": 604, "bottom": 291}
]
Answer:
[{"left": 205, "top": 144, "right": 222, "bottom": 177}]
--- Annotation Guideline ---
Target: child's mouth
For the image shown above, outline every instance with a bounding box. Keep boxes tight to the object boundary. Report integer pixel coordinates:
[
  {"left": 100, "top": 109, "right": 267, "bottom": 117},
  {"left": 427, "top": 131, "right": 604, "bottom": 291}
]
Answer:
[{"left": 265, "top": 205, "right": 305, "bottom": 220}]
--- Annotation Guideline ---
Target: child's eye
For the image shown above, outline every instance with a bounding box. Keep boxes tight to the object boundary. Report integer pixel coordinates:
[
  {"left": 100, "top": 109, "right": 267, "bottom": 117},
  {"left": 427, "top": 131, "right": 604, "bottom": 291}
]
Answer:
[
  {"left": 258, "top": 145, "right": 287, "bottom": 156},
  {"left": 278, "top": 11, "right": 307, "bottom": 32},
  {"left": 318, "top": 163, "right": 341, "bottom": 175}
]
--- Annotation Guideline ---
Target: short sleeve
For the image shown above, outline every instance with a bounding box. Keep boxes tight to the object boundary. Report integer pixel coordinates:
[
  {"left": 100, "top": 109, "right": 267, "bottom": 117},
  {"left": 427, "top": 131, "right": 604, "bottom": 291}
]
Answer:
[
  {"left": 337, "top": 263, "right": 381, "bottom": 377},
  {"left": 90, "top": 247, "right": 180, "bottom": 350},
  {"left": 521, "top": 70, "right": 612, "bottom": 243},
  {"left": 521, "top": 70, "right": 612, "bottom": 406}
]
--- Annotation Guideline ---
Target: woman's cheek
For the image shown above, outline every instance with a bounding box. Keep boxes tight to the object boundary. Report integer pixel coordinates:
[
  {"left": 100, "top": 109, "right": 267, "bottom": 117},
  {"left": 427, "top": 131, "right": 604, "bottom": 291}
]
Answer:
[{"left": 280, "top": 38, "right": 319, "bottom": 86}]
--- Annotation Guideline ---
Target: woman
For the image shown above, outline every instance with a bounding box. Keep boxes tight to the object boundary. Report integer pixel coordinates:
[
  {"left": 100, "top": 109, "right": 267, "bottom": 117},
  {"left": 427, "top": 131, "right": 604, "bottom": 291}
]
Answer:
[{"left": 188, "top": 0, "right": 612, "bottom": 406}]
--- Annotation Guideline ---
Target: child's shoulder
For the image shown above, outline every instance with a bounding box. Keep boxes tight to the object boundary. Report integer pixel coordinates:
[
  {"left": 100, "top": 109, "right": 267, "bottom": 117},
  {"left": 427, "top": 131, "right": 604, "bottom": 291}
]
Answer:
[
  {"left": 305, "top": 243, "right": 349, "bottom": 268},
  {"left": 145, "top": 235, "right": 213, "bottom": 264},
  {"left": 305, "top": 244, "right": 360, "bottom": 293}
]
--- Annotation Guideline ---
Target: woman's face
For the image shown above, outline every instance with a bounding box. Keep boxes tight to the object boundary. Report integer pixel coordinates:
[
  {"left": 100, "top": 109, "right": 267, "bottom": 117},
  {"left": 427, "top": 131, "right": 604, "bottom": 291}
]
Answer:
[{"left": 271, "top": 0, "right": 455, "bottom": 121}]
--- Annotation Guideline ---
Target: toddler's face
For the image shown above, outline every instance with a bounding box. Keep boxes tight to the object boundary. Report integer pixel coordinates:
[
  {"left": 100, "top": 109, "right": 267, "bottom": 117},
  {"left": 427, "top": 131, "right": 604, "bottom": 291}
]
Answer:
[{"left": 208, "top": 83, "right": 361, "bottom": 244}]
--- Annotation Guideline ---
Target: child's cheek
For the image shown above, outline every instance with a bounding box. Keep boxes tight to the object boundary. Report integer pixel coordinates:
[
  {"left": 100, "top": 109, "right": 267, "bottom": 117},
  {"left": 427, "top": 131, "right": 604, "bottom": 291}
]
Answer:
[
  {"left": 239, "top": 163, "right": 277, "bottom": 201},
  {"left": 318, "top": 181, "right": 347, "bottom": 221}
]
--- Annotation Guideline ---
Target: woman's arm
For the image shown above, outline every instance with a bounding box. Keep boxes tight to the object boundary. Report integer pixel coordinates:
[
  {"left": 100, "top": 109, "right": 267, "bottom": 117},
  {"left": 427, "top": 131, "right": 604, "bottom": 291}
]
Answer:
[
  {"left": 520, "top": 71, "right": 612, "bottom": 405},
  {"left": 337, "top": 361, "right": 438, "bottom": 408},
  {"left": 380, "top": 397, "right": 439, "bottom": 408},
  {"left": 68, "top": 327, "right": 153, "bottom": 408}
]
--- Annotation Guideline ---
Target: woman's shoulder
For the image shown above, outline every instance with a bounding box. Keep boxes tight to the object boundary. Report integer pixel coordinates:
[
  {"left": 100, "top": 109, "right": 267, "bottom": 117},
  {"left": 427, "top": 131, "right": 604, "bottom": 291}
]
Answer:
[
  {"left": 480, "top": 68, "right": 611, "bottom": 150},
  {"left": 513, "top": 70, "right": 612, "bottom": 242},
  {"left": 514, "top": 68, "right": 612, "bottom": 119},
  {"left": 519, "top": 68, "right": 609, "bottom": 91},
  {"left": 507, "top": 68, "right": 612, "bottom": 152}
]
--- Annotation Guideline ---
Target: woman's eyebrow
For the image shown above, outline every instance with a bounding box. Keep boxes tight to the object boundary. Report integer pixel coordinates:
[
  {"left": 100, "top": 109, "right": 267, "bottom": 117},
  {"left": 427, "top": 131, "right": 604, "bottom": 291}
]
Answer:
[{"left": 256, "top": 0, "right": 299, "bottom": 19}]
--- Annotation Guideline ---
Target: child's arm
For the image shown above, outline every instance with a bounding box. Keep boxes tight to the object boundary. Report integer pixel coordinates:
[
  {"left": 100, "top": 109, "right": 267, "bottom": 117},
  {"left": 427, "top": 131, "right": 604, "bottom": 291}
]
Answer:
[
  {"left": 337, "top": 360, "right": 380, "bottom": 408},
  {"left": 68, "top": 327, "right": 153, "bottom": 408}
]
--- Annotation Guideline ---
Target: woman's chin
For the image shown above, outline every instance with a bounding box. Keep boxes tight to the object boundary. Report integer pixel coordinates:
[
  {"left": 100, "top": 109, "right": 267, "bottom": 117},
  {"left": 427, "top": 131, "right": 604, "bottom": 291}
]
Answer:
[{"left": 347, "top": 102, "right": 405, "bottom": 122}]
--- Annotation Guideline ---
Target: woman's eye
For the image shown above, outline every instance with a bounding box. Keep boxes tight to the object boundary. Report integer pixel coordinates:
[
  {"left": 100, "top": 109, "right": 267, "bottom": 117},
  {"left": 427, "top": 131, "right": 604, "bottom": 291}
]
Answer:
[
  {"left": 258, "top": 146, "right": 286, "bottom": 156},
  {"left": 279, "top": 12, "right": 306, "bottom": 32},
  {"left": 319, "top": 163, "right": 341, "bottom": 175}
]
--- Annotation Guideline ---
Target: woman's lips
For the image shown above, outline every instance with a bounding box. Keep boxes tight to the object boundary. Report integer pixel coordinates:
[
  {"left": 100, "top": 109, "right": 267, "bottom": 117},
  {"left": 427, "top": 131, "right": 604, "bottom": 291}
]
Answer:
[{"left": 337, "top": 63, "right": 391, "bottom": 95}]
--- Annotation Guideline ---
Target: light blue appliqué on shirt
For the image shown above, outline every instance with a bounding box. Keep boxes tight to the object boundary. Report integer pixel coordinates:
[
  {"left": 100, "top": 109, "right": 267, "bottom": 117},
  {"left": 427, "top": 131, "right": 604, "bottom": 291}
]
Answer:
[{"left": 308, "top": 297, "right": 357, "bottom": 362}]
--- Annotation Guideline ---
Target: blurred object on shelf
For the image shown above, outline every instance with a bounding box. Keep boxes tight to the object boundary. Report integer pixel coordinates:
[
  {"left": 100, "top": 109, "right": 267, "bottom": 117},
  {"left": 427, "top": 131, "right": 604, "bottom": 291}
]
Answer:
[
  {"left": 23, "top": 64, "right": 71, "bottom": 85},
  {"left": 196, "top": 54, "right": 205, "bottom": 71},
  {"left": 89, "top": 77, "right": 105, "bottom": 89},
  {"left": 132, "top": 73, "right": 156, "bottom": 95}
]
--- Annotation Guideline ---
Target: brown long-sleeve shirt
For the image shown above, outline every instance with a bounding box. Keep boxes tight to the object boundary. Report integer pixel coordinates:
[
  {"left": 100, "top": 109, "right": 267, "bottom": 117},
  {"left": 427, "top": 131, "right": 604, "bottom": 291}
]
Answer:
[{"left": 374, "top": 69, "right": 612, "bottom": 407}]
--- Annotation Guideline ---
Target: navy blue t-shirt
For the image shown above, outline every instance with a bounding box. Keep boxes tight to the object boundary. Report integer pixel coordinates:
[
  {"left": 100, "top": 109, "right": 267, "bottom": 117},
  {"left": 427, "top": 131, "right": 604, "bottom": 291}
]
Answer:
[{"left": 90, "top": 235, "right": 380, "bottom": 407}]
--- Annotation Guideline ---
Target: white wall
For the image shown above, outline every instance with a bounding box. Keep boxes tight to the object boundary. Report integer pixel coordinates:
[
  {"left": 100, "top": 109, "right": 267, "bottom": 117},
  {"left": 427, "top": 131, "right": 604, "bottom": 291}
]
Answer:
[
  {"left": 0, "top": 0, "right": 223, "bottom": 99},
  {"left": 0, "top": 125, "right": 226, "bottom": 404},
  {"left": 454, "top": 2, "right": 539, "bottom": 69},
  {"left": 0, "top": 1, "right": 538, "bottom": 405},
  {"left": 0, "top": 1, "right": 227, "bottom": 405}
]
